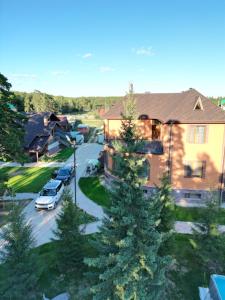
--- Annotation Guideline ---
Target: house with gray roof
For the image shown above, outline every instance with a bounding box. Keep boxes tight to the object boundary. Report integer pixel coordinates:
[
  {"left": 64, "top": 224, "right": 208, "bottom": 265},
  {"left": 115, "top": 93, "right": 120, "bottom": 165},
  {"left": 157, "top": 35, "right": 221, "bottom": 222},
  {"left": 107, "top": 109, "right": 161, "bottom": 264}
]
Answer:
[{"left": 24, "top": 112, "right": 70, "bottom": 161}]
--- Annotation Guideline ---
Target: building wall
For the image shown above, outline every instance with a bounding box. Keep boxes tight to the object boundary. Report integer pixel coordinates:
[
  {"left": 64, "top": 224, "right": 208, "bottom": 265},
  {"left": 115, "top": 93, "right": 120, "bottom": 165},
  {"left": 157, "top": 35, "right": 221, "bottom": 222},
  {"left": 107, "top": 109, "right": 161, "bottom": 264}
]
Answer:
[{"left": 104, "top": 119, "right": 225, "bottom": 194}]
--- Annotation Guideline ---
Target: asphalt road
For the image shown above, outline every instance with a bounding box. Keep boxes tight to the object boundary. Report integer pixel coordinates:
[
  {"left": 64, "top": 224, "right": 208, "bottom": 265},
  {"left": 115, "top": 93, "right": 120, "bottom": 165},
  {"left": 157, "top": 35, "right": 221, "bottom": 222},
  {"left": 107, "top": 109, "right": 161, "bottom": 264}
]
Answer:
[{"left": 23, "top": 143, "right": 104, "bottom": 246}]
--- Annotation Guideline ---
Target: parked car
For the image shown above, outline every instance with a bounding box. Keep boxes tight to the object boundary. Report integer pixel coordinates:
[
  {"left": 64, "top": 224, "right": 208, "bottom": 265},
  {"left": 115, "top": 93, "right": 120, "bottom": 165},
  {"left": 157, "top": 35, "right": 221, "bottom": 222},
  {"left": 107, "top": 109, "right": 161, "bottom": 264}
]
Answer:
[
  {"left": 70, "top": 131, "right": 84, "bottom": 144},
  {"left": 55, "top": 165, "right": 75, "bottom": 185},
  {"left": 35, "top": 179, "right": 64, "bottom": 210},
  {"left": 97, "top": 133, "right": 104, "bottom": 144}
]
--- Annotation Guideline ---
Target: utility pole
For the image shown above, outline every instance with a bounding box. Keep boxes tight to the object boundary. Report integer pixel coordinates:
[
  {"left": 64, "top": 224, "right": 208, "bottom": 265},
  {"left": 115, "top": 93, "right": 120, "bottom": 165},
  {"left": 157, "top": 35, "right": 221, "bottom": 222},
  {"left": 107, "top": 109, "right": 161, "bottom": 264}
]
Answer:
[{"left": 73, "top": 142, "right": 77, "bottom": 205}]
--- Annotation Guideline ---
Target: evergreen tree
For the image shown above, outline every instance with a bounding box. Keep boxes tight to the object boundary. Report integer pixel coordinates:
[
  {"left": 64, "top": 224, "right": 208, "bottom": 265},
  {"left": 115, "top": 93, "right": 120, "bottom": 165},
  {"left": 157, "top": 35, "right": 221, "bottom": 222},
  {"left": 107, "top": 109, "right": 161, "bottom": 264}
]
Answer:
[
  {"left": 53, "top": 190, "right": 86, "bottom": 281},
  {"left": 85, "top": 90, "right": 172, "bottom": 300},
  {"left": 0, "top": 73, "right": 27, "bottom": 162},
  {"left": 0, "top": 204, "right": 41, "bottom": 299},
  {"left": 193, "top": 195, "right": 225, "bottom": 275},
  {"left": 155, "top": 175, "right": 175, "bottom": 233}
]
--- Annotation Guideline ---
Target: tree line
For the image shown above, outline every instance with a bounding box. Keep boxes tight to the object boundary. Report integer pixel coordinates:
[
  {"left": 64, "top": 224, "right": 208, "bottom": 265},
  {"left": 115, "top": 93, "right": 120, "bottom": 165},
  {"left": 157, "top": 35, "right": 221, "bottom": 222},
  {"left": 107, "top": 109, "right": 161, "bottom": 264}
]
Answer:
[{"left": 14, "top": 90, "right": 121, "bottom": 114}]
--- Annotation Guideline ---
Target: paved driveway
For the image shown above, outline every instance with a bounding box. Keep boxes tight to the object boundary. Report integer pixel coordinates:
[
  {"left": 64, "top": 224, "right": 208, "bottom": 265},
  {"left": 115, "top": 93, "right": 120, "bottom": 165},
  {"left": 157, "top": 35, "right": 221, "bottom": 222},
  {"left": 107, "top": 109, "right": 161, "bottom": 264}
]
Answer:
[{"left": 6, "top": 143, "right": 104, "bottom": 247}]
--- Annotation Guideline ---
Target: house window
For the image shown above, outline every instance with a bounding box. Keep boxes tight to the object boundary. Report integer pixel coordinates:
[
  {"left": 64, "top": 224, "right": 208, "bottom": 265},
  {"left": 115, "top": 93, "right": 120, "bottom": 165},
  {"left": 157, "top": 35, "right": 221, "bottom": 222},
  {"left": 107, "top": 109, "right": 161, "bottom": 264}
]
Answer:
[
  {"left": 188, "top": 126, "right": 206, "bottom": 144},
  {"left": 184, "top": 161, "right": 206, "bottom": 178},
  {"left": 184, "top": 192, "right": 202, "bottom": 199},
  {"left": 138, "top": 158, "right": 150, "bottom": 179},
  {"left": 152, "top": 120, "right": 161, "bottom": 140}
]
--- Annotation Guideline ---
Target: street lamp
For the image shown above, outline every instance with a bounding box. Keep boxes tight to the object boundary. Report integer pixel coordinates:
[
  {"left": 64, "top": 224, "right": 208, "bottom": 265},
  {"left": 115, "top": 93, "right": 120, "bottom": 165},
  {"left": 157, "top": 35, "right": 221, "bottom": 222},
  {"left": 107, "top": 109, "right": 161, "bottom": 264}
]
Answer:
[{"left": 73, "top": 142, "right": 77, "bottom": 205}]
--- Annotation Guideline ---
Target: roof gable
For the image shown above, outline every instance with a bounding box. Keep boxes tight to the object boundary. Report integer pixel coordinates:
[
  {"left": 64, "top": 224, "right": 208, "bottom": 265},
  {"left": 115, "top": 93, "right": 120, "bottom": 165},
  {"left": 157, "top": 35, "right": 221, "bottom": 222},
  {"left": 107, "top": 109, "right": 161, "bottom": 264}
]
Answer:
[{"left": 193, "top": 96, "right": 203, "bottom": 111}]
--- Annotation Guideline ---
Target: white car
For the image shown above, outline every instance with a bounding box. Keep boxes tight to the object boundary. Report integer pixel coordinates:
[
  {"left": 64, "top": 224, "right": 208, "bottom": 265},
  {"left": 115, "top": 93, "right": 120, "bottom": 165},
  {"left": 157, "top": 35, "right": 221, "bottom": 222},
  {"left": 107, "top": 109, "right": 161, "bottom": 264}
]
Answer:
[{"left": 35, "top": 179, "right": 64, "bottom": 210}]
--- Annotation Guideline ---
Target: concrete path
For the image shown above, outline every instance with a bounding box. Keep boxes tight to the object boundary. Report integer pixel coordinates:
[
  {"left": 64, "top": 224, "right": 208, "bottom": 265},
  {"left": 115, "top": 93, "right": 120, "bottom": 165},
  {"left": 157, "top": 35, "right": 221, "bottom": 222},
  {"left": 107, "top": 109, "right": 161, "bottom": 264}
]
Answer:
[
  {"left": 0, "top": 161, "right": 65, "bottom": 168},
  {"left": 175, "top": 221, "right": 225, "bottom": 234},
  {"left": 0, "top": 143, "right": 104, "bottom": 248},
  {"left": 3, "top": 193, "right": 38, "bottom": 201}
]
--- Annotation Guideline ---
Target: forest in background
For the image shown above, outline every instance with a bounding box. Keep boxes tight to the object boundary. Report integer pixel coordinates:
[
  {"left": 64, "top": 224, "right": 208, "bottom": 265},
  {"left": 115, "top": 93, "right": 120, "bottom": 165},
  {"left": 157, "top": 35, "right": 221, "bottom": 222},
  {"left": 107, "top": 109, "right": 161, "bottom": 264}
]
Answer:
[
  {"left": 11, "top": 90, "right": 225, "bottom": 115},
  {"left": 13, "top": 90, "right": 122, "bottom": 114}
]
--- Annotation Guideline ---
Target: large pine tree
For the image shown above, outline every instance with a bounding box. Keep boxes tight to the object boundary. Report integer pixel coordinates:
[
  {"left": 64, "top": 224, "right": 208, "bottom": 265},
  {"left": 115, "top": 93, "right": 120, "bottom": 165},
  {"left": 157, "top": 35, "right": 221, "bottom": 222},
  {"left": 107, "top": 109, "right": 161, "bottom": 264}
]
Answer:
[
  {"left": 85, "top": 90, "right": 172, "bottom": 300},
  {"left": 0, "top": 204, "right": 41, "bottom": 299},
  {"left": 155, "top": 175, "right": 175, "bottom": 234},
  {"left": 53, "top": 190, "right": 86, "bottom": 281}
]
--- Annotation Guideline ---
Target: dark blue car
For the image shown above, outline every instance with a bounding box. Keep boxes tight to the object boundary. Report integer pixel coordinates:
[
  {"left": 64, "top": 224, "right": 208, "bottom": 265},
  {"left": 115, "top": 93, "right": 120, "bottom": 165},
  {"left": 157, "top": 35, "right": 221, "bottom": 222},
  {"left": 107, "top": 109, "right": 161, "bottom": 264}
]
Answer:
[{"left": 55, "top": 165, "right": 75, "bottom": 185}]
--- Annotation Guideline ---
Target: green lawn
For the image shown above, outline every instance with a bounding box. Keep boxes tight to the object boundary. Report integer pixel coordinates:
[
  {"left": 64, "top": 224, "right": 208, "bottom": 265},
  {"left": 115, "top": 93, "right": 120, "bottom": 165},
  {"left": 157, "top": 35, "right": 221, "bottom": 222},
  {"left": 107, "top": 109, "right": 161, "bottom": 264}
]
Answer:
[
  {"left": 79, "top": 177, "right": 110, "bottom": 207},
  {"left": 41, "top": 147, "right": 74, "bottom": 162},
  {"left": 81, "top": 119, "right": 103, "bottom": 128},
  {"left": 169, "top": 233, "right": 209, "bottom": 300},
  {"left": 175, "top": 205, "right": 225, "bottom": 224},
  {"left": 0, "top": 167, "right": 57, "bottom": 193},
  {"left": 79, "top": 176, "right": 225, "bottom": 224}
]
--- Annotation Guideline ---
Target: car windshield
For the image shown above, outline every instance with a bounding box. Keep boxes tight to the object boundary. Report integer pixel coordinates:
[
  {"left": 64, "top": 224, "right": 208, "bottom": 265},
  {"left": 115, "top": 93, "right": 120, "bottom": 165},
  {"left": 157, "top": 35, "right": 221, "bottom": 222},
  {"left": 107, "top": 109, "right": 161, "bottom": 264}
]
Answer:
[
  {"left": 40, "top": 189, "right": 56, "bottom": 196},
  {"left": 58, "top": 169, "right": 70, "bottom": 176}
]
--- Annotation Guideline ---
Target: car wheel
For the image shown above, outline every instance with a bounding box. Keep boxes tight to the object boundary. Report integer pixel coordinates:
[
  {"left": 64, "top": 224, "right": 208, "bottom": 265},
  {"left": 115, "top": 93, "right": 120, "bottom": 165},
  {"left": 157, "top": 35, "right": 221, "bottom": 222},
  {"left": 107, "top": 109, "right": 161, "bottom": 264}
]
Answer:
[{"left": 53, "top": 202, "right": 57, "bottom": 209}]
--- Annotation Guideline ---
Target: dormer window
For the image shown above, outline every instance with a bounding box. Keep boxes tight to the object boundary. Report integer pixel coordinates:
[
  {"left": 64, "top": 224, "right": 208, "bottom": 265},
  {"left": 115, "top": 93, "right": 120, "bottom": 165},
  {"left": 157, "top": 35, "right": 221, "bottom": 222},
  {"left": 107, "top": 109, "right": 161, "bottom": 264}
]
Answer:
[
  {"left": 138, "top": 114, "right": 149, "bottom": 120},
  {"left": 194, "top": 96, "right": 203, "bottom": 110}
]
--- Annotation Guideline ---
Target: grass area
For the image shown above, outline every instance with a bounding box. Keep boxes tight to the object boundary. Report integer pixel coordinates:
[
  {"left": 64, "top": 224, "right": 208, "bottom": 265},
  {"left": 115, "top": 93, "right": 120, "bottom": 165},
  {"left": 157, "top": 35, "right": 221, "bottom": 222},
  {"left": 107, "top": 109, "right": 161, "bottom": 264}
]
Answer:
[
  {"left": 79, "top": 177, "right": 110, "bottom": 207},
  {"left": 0, "top": 200, "right": 32, "bottom": 227},
  {"left": 79, "top": 176, "right": 225, "bottom": 224},
  {"left": 175, "top": 205, "right": 225, "bottom": 224},
  {"left": 0, "top": 167, "right": 57, "bottom": 193},
  {"left": 168, "top": 233, "right": 207, "bottom": 300},
  {"left": 81, "top": 119, "right": 103, "bottom": 128},
  {"left": 41, "top": 147, "right": 74, "bottom": 162},
  {"left": 26, "top": 237, "right": 98, "bottom": 298}
]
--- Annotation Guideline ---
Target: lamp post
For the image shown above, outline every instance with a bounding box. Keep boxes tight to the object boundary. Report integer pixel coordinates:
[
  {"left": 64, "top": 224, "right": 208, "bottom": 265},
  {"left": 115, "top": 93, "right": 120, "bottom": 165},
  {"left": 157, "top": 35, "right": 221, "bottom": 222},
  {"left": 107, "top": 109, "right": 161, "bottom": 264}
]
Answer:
[{"left": 73, "top": 142, "right": 77, "bottom": 205}]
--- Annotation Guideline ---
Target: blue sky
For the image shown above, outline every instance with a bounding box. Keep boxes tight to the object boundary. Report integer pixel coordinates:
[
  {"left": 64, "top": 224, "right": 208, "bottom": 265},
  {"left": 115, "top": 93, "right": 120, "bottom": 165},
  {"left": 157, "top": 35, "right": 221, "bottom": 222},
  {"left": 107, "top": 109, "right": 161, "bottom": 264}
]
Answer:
[{"left": 1, "top": 0, "right": 225, "bottom": 97}]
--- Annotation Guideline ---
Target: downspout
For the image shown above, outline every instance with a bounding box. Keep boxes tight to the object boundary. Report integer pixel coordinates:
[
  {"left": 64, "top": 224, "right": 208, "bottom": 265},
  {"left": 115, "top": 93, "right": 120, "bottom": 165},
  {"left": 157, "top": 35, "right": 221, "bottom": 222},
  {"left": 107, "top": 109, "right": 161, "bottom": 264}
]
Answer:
[
  {"left": 219, "top": 124, "right": 225, "bottom": 204},
  {"left": 168, "top": 121, "right": 174, "bottom": 184}
]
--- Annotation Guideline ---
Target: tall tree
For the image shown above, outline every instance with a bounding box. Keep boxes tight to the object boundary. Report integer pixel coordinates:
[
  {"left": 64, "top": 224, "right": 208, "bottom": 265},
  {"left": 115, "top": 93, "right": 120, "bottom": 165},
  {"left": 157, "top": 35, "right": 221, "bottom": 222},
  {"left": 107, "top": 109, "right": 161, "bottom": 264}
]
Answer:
[
  {"left": 31, "top": 91, "right": 58, "bottom": 112},
  {"left": 85, "top": 90, "right": 172, "bottom": 300},
  {"left": 0, "top": 204, "right": 41, "bottom": 299},
  {"left": 155, "top": 175, "right": 175, "bottom": 234},
  {"left": 53, "top": 190, "right": 86, "bottom": 281},
  {"left": 0, "top": 73, "right": 27, "bottom": 162}
]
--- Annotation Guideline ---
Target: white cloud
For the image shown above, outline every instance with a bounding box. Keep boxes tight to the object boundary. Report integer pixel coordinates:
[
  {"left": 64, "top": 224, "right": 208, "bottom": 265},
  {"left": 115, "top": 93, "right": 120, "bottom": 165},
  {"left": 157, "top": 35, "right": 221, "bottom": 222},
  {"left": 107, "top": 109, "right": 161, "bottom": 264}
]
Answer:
[
  {"left": 99, "top": 66, "right": 115, "bottom": 73},
  {"left": 50, "top": 70, "right": 69, "bottom": 76},
  {"left": 82, "top": 53, "right": 93, "bottom": 58},
  {"left": 133, "top": 46, "right": 155, "bottom": 56},
  {"left": 11, "top": 73, "right": 37, "bottom": 79}
]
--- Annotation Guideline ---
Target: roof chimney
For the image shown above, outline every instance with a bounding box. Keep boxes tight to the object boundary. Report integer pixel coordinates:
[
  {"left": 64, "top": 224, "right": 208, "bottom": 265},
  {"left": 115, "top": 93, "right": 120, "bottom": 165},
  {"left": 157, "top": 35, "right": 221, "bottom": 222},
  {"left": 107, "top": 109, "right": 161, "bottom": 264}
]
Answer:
[{"left": 129, "top": 82, "right": 134, "bottom": 94}]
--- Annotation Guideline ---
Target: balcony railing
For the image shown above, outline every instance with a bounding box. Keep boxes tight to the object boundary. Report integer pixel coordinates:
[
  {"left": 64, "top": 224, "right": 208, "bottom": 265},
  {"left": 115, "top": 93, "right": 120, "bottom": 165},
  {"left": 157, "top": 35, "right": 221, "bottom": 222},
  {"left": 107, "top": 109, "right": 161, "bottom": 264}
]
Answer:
[
  {"left": 136, "top": 140, "right": 164, "bottom": 155},
  {"left": 106, "top": 139, "right": 164, "bottom": 155}
]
